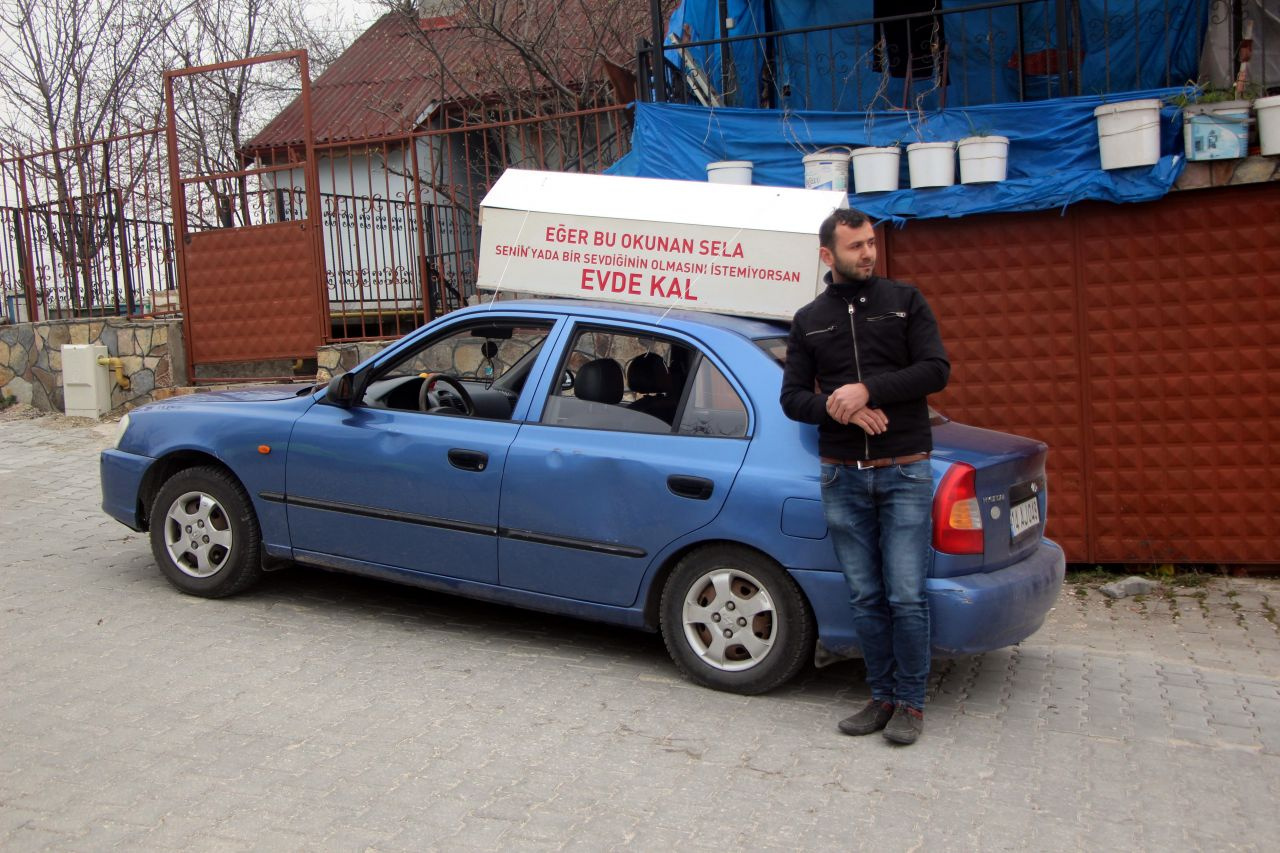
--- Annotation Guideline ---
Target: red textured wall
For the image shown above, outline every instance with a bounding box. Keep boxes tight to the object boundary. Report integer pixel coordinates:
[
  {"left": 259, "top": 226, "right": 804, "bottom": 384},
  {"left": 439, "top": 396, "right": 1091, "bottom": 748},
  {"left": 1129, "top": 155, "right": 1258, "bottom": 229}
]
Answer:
[
  {"left": 183, "top": 221, "right": 325, "bottom": 364},
  {"left": 884, "top": 184, "right": 1280, "bottom": 564}
]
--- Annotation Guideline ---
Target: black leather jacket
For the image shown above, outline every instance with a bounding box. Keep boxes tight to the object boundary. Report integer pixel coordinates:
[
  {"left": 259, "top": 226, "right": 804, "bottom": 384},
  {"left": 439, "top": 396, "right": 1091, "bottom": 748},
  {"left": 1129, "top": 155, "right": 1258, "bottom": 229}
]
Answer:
[{"left": 780, "top": 273, "right": 950, "bottom": 460}]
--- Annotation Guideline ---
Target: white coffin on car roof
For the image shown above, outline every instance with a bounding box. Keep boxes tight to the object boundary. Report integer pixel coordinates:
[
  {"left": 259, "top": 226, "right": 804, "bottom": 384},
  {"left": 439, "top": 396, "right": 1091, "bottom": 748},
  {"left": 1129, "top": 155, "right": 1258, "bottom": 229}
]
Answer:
[{"left": 477, "top": 169, "right": 848, "bottom": 321}]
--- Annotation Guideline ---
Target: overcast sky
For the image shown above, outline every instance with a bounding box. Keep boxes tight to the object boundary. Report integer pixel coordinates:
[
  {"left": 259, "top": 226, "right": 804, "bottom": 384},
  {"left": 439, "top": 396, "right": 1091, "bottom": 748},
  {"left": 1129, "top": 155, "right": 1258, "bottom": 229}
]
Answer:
[{"left": 308, "top": 0, "right": 388, "bottom": 43}]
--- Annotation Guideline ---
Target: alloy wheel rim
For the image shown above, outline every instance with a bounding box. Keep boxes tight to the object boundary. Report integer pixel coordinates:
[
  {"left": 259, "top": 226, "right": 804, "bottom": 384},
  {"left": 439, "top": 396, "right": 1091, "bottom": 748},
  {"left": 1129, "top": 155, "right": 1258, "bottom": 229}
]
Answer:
[
  {"left": 163, "top": 490, "right": 233, "bottom": 578},
  {"left": 681, "top": 567, "right": 777, "bottom": 672}
]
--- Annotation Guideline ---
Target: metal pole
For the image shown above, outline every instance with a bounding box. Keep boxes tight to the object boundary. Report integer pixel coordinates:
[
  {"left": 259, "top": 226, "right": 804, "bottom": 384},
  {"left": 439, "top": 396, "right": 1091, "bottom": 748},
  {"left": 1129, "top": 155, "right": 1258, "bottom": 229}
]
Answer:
[
  {"left": 719, "top": 0, "right": 731, "bottom": 102},
  {"left": 649, "top": 0, "right": 667, "bottom": 102},
  {"left": 297, "top": 51, "right": 331, "bottom": 345},
  {"left": 1056, "top": 0, "right": 1071, "bottom": 97},
  {"left": 14, "top": 155, "right": 40, "bottom": 321},
  {"left": 1231, "top": 0, "right": 1242, "bottom": 83},
  {"left": 115, "top": 188, "right": 136, "bottom": 315},
  {"left": 161, "top": 70, "right": 195, "bottom": 383}
]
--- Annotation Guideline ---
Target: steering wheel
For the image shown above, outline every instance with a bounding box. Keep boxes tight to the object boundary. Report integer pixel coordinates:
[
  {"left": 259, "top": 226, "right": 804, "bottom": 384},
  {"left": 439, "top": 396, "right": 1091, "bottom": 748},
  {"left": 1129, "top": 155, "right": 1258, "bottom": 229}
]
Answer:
[{"left": 417, "top": 373, "right": 475, "bottom": 415}]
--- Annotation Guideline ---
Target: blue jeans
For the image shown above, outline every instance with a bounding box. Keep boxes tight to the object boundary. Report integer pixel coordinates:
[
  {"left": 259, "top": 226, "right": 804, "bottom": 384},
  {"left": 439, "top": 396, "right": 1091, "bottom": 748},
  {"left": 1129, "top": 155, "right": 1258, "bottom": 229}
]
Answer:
[{"left": 820, "top": 458, "right": 933, "bottom": 709}]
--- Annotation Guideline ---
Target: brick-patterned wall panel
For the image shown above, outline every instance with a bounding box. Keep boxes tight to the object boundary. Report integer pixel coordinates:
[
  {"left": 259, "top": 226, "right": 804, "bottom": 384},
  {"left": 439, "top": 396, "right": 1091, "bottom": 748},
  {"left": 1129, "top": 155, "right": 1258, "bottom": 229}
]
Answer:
[
  {"left": 885, "top": 212, "right": 1090, "bottom": 559},
  {"left": 184, "top": 222, "right": 323, "bottom": 363},
  {"left": 1077, "top": 184, "right": 1280, "bottom": 563},
  {"left": 882, "top": 184, "right": 1280, "bottom": 564}
]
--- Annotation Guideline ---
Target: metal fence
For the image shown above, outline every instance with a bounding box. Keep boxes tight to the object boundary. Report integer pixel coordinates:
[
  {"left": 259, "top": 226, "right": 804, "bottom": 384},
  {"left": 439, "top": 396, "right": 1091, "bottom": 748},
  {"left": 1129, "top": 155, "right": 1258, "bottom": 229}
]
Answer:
[
  {"left": 256, "top": 103, "right": 633, "bottom": 340},
  {"left": 0, "top": 104, "right": 632, "bottom": 339},
  {"left": 0, "top": 128, "right": 177, "bottom": 323}
]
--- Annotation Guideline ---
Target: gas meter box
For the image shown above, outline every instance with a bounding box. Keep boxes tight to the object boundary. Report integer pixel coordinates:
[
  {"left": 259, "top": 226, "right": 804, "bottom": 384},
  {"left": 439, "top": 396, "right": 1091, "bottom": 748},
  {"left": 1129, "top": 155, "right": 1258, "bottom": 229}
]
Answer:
[{"left": 477, "top": 169, "right": 848, "bottom": 321}]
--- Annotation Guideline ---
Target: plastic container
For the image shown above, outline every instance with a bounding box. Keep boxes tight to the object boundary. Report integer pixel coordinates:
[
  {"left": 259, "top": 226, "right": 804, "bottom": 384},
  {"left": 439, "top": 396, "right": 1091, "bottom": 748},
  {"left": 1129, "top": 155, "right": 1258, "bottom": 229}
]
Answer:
[
  {"left": 1183, "top": 100, "right": 1251, "bottom": 161},
  {"left": 705, "top": 160, "right": 753, "bottom": 185},
  {"left": 802, "top": 149, "right": 851, "bottom": 192},
  {"left": 1093, "top": 99, "right": 1161, "bottom": 169},
  {"left": 907, "top": 141, "right": 957, "bottom": 188},
  {"left": 1255, "top": 94, "right": 1280, "bottom": 156},
  {"left": 957, "top": 135, "right": 1009, "bottom": 184},
  {"left": 850, "top": 146, "right": 901, "bottom": 193}
]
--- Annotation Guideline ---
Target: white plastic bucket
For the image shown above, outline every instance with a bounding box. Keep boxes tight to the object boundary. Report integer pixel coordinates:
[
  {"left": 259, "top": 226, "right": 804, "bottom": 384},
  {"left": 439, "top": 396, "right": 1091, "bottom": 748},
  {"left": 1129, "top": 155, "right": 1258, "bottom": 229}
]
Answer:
[
  {"left": 1183, "top": 100, "right": 1251, "bottom": 160},
  {"left": 850, "top": 146, "right": 901, "bottom": 193},
  {"left": 1256, "top": 94, "right": 1280, "bottom": 156},
  {"left": 705, "top": 160, "right": 753, "bottom": 185},
  {"left": 906, "top": 141, "right": 957, "bottom": 188},
  {"left": 1093, "top": 99, "right": 1161, "bottom": 169},
  {"left": 957, "top": 135, "right": 1009, "bottom": 184},
  {"left": 802, "top": 149, "right": 851, "bottom": 191}
]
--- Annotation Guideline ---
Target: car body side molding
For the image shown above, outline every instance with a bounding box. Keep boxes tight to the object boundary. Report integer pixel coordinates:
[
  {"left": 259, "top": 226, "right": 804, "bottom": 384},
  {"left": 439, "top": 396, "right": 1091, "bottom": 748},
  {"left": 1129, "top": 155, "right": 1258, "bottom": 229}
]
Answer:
[
  {"left": 263, "top": 492, "right": 497, "bottom": 537},
  {"left": 499, "top": 527, "right": 647, "bottom": 558},
  {"left": 262, "top": 492, "right": 648, "bottom": 559}
]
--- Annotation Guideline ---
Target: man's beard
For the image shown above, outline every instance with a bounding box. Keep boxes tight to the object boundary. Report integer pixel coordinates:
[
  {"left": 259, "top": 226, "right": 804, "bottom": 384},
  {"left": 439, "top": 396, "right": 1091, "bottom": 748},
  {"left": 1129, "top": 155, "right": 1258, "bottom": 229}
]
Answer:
[{"left": 832, "top": 254, "right": 873, "bottom": 282}]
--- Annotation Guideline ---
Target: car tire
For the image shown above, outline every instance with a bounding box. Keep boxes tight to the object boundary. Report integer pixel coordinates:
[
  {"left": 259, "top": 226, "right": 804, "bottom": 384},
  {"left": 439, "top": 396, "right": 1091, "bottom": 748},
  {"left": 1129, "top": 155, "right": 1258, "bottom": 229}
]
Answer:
[
  {"left": 148, "top": 466, "right": 263, "bottom": 598},
  {"left": 659, "top": 545, "right": 814, "bottom": 694}
]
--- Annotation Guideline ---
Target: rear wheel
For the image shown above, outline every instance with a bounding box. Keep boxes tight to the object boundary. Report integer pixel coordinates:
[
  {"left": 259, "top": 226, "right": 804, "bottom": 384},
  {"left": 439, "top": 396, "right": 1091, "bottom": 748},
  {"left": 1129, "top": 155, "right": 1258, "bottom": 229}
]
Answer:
[
  {"left": 659, "top": 545, "right": 814, "bottom": 694},
  {"left": 148, "top": 466, "right": 263, "bottom": 598}
]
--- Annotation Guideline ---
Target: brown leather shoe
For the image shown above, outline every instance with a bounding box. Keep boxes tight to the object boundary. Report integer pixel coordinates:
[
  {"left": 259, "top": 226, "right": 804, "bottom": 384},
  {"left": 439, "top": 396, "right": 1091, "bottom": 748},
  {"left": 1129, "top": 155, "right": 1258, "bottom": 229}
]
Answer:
[
  {"left": 882, "top": 703, "right": 924, "bottom": 745},
  {"left": 837, "top": 699, "right": 895, "bottom": 736}
]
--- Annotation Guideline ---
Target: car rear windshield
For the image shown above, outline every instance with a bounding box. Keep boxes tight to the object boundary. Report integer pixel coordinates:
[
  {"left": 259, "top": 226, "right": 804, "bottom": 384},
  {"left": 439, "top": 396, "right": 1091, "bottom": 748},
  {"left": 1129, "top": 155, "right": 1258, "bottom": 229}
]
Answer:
[{"left": 754, "top": 336, "right": 788, "bottom": 366}]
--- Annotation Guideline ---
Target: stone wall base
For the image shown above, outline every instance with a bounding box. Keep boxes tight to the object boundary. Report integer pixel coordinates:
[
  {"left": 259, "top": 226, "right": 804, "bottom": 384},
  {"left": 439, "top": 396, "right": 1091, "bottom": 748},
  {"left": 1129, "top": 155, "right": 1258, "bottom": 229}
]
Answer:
[{"left": 0, "top": 318, "right": 185, "bottom": 415}]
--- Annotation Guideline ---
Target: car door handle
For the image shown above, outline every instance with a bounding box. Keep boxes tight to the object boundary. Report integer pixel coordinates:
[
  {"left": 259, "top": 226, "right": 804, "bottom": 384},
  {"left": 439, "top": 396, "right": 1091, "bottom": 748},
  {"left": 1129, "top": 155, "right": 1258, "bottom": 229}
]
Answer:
[
  {"left": 668, "top": 475, "right": 714, "bottom": 500},
  {"left": 448, "top": 449, "right": 488, "bottom": 472}
]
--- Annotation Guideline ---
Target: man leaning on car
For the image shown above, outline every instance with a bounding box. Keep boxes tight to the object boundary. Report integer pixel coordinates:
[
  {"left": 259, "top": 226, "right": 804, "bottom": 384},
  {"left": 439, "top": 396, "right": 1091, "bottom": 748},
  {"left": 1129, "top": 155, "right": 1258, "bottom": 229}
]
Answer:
[{"left": 780, "top": 208, "right": 950, "bottom": 745}]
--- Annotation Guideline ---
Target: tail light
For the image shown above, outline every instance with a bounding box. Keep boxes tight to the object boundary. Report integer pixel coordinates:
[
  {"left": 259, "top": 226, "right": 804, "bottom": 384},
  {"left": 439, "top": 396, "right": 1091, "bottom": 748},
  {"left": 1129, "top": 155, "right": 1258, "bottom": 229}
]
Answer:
[{"left": 933, "top": 462, "right": 984, "bottom": 554}]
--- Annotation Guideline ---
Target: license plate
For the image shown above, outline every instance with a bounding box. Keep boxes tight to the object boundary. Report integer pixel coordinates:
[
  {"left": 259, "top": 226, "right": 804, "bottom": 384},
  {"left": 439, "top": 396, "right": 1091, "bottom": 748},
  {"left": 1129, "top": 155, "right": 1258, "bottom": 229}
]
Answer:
[{"left": 1009, "top": 497, "right": 1041, "bottom": 539}]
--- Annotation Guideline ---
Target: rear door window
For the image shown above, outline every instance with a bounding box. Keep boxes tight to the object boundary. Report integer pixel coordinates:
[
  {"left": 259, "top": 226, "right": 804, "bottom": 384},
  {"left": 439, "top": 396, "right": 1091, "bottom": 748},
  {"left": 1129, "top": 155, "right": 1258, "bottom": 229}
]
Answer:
[{"left": 541, "top": 326, "right": 747, "bottom": 438}]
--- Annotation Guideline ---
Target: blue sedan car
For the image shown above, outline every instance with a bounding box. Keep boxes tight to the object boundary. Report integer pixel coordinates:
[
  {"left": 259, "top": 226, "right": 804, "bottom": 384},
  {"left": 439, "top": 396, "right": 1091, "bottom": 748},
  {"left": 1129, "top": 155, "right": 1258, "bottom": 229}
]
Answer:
[{"left": 101, "top": 299, "right": 1064, "bottom": 694}]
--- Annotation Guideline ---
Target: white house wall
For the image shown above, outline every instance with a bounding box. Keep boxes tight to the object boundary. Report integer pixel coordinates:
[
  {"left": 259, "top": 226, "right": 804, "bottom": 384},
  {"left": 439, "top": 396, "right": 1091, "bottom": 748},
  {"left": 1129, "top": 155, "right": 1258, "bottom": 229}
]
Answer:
[{"left": 268, "top": 139, "right": 477, "bottom": 315}]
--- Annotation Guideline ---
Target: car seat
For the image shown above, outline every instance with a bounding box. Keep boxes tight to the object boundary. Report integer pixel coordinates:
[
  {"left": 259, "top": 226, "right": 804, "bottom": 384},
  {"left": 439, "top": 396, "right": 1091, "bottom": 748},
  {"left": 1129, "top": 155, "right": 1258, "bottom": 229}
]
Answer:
[
  {"left": 626, "top": 352, "right": 677, "bottom": 423},
  {"left": 575, "top": 358, "right": 623, "bottom": 404}
]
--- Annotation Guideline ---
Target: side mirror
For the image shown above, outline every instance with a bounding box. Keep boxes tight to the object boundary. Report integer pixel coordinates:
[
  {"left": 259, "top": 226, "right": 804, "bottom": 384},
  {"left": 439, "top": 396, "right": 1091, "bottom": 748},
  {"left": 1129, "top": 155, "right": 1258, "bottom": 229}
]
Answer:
[
  {"left": 324, "top": 371, "right": 359, "bottom": 407},
  {"left": 561, "top": 368, "right": 575, "bottom": 391}
]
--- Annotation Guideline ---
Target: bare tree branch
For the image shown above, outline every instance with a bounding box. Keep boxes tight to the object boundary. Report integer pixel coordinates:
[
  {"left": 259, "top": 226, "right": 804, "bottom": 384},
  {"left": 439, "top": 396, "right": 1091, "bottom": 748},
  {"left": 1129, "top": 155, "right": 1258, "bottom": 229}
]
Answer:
[
  {"left": 166, "top": 0, "right": 346, "bottom": 228},
  {"left": 0, "top": 0, "right": 184, "bottom": 308}
]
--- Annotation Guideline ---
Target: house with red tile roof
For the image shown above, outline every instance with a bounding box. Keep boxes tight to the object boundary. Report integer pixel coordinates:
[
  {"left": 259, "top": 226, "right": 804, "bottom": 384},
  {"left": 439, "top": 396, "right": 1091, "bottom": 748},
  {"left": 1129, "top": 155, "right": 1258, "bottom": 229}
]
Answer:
[{"left": 243, "top": 1, "right": 657, "bottom": 325}]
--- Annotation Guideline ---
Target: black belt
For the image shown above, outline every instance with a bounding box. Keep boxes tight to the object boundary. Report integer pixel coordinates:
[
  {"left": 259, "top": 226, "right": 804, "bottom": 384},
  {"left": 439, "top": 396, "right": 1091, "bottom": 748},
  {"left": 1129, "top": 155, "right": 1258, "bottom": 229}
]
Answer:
[{"left": 820, "top": 451, "right": 930, "bottom": 470}]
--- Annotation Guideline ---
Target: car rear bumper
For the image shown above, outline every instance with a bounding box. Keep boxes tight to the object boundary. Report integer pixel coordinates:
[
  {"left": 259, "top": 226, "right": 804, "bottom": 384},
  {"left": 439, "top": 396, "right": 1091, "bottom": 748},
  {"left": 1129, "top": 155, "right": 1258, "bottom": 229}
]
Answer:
[
  {"left": 928, "top": 539, "right": 1066, "bottom": 655},
  {"left": 797, "top": 539, "right": 1066, "bottom": 662},
  {"left": 100, "top": 448, "right": 152, "bottom": 530}
]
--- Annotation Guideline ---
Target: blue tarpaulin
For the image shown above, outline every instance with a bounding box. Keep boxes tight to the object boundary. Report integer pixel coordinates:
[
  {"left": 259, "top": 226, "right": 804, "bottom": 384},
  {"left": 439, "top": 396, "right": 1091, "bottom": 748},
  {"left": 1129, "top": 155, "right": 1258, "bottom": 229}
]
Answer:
[
  {"left": 665, "top": 0, "right": 769, "bottom": 108},
  {"left": 663, "top": 1, "right": 1207, "bottom": 111},
  {"left": 608, "top": 89, "right": 1189, "bottom": 223}
]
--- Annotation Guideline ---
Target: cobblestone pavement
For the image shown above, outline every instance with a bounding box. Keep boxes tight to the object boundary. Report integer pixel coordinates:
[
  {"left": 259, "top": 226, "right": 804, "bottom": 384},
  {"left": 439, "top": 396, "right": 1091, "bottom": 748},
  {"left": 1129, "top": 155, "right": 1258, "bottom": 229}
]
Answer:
[{"left": 2, "top": 410, "right": 1277, "bottom": 851}]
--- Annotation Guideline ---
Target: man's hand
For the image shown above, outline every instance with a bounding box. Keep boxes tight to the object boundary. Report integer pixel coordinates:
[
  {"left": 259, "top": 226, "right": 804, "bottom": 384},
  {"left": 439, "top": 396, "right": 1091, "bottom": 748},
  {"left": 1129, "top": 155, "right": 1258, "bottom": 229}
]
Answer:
[
  {"left": 825, "top": 383, "right": 870, "bottom": 424},
  {"left": 849, "top": 407, "right": 889, "bottom": 435}
]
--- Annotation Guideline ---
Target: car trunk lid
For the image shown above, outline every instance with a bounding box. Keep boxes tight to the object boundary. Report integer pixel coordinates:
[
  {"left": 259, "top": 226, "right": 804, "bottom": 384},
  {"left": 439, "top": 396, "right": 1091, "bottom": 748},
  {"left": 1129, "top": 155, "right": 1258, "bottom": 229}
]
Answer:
[{"left": 932, "top": 419, "right": 1049, "bottom": 572}]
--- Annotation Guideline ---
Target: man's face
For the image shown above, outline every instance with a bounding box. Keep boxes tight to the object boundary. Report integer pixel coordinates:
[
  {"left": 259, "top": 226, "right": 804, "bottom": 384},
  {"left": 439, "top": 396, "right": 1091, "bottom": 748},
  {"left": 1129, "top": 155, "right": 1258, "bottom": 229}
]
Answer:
[{"left": 820, "top": 221, "right": 877, "bottom": 283}]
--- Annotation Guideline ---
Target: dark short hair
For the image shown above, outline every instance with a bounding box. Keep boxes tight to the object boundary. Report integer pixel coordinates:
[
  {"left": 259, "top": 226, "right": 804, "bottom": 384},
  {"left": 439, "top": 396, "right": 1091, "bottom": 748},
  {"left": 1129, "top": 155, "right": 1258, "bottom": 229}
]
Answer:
[{"left": 818, "top": 208, "right": 872, "bottom": 250}]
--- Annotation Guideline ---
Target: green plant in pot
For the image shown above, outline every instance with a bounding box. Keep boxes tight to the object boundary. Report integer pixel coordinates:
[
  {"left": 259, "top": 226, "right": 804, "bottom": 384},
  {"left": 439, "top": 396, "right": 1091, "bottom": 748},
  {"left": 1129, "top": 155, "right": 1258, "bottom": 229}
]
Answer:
[{"left": 955, "top": 111, "right": 1009, "bottom": 185}]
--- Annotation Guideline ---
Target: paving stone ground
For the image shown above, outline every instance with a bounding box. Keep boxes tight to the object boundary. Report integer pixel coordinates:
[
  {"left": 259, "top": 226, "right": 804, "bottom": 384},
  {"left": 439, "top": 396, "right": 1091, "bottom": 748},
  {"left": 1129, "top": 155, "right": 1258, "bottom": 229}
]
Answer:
[{"left": 1, "top": 409, "right": 1277, "bottom": 851}]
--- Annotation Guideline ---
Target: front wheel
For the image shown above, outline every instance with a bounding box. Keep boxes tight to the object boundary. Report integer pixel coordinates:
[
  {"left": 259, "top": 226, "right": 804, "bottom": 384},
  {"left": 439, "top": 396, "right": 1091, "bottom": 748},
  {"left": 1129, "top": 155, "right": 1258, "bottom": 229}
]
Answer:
[
  {"left": 148, "top": 466, "right": 263, "bottom": 598},
  {"left": 659, "top": 545, "right": 814, "bottom": 694}
]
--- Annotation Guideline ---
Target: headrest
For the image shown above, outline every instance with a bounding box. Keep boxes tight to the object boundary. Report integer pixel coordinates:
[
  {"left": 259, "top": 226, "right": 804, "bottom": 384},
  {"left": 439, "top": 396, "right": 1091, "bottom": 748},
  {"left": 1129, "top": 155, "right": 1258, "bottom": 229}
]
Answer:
[
  {"left": 575, "top": 358, "right": 623, "bottom": 404},
  {"left": 480, "top": 341, "right": 500, "bottom": 358},
  {"left": 627, "top": 352, "right": 671, "bottom": 394}
]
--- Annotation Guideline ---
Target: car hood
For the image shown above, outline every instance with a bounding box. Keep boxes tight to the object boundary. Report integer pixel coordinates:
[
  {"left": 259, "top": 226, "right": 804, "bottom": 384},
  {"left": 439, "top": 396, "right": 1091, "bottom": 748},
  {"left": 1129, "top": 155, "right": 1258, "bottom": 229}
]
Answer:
[{"left": 151, "top": 384, "right": 319, "bottom": 407}]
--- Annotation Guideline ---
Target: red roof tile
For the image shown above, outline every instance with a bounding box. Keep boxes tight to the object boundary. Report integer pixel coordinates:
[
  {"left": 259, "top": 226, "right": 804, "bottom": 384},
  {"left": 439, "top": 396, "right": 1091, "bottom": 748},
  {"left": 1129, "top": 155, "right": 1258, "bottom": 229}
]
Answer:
[{"left": 248, "top": 3, "right": 655, "bottom": 152}]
